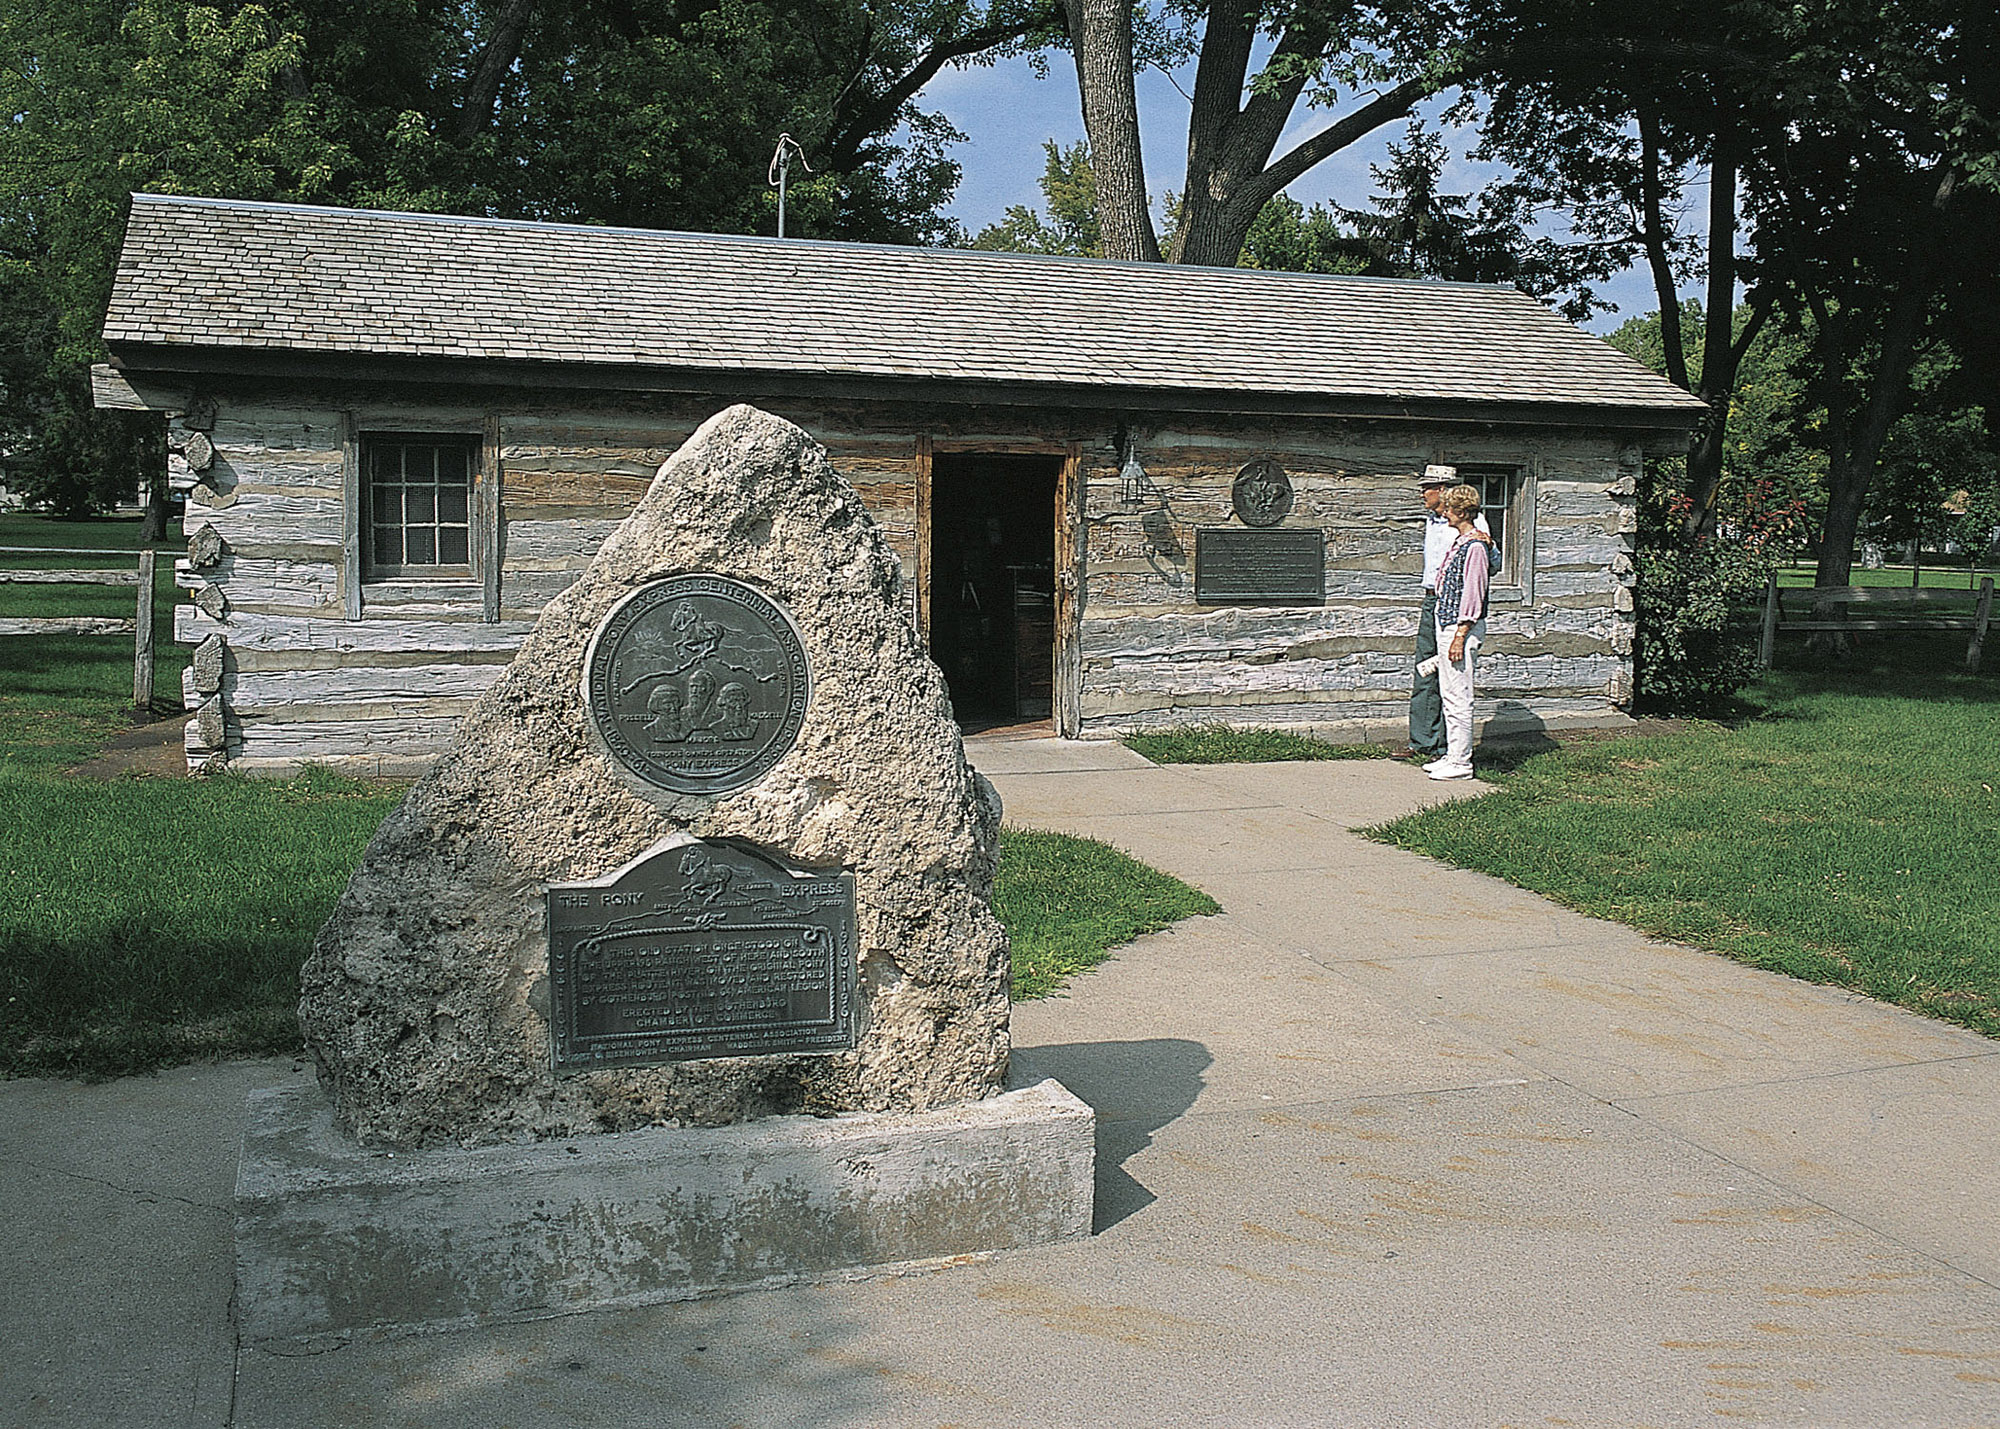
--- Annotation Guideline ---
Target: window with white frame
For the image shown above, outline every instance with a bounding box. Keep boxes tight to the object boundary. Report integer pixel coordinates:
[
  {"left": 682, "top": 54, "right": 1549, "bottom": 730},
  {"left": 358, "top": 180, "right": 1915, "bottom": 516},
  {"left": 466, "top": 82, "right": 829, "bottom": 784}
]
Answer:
[{"left": 365, "top": 436, "right": 475, "bottom": 576}]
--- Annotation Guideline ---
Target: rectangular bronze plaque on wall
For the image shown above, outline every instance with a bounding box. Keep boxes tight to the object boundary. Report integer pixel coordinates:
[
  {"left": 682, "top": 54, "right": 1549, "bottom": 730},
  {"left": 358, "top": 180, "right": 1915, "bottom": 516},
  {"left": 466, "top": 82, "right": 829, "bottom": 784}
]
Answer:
[
  {"left": 546, "top": 839, "right": 856, "bottom": 1072},
  {"left": 1193, "top": 527, "right": 1326, "bottom": 606}
]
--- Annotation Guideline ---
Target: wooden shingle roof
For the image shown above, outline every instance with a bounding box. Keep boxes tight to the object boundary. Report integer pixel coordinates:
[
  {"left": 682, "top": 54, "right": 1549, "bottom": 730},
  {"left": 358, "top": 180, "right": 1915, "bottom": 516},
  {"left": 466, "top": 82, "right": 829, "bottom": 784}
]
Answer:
[{"left": 105, "top": 194, "right": 1703, "bottom": 420}]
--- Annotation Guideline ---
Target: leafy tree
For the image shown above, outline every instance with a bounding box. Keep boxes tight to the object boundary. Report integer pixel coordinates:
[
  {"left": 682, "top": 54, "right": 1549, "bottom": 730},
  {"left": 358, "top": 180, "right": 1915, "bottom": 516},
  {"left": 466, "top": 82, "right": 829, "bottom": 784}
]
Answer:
[
  {"left": 1607, "top": 300, "right": 1824, "bottom": 541},
  {"left": 1, "top": 0, "right": 1055, "bottom": 518},
  {"left": 1608, "top": 300, "right": 1814, "bottom": 708},
  {"left": 1236, "top": 193, "right": 1368, "bottom": 275},
  {"left": 1334, "top": 121, "right": 1526, "bottom": 283},
  {"left": 1868, "top": 397, "right": 2000, "bottom": 564},
  {"left": 1, "top": 1, "right": 345, "bottom": 524},
  {"left": 973, "top": 138, "right": 1377, "bottom": 276},
  {"left": 968, "top": 140, "right": 1102, "bottom": 255},
  {"left": 1060, "top": 0, "right": 1484, "bottom": 266},
  {"left": 1746, "top": 0, "right": 2000, "bottom": 596},
  {"left": 1470, "top": 0, "right": 1803, "bottom": 538}
]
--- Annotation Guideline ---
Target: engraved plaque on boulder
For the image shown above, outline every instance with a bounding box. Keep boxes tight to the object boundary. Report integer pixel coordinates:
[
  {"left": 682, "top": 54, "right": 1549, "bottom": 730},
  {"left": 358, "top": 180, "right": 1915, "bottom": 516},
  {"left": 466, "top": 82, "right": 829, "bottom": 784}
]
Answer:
[
  {"left": 1193, "top": 527, "right": 1326, "bottom": 606},
  {"left": 548, "top": 839, "right": 857, "bottom": 1072},
  {"left": 584, "top": 575, "right": 811, "bottom": 796}
]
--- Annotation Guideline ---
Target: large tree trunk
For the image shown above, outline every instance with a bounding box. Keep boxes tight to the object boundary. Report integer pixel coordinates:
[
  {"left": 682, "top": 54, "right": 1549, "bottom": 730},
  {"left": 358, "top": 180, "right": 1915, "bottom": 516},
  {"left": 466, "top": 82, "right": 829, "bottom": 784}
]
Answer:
[
  {"left": 1171, "top": 72, "right": 1442, "bottom": 269},
  {"left": 1067, "top": 0, "right": 1158, "bottom": 262},
  {"left": 1815, "top": 288, "right": 1930, "bottom": 595},
  {"left": 1170, "top": 1, "right": 1263, "bottom": 267},
  {"left": 1681, "top": 140, "right": 1753, "bottom": 540},
  {"left": 1635, "top": 109, "right": 1689, "bottom": 391},
  {"left": 1071, "top": 0, "right": 1451, "bottom": 269},
  {"left": 1812, "top": 167, "right": 1956, "bottom": 603},
  {"left": 457, "top": 0, "right": 537, "bottom": 140},
  {"left": 138, "top": 476, "right": 169, "bottom": 546}
]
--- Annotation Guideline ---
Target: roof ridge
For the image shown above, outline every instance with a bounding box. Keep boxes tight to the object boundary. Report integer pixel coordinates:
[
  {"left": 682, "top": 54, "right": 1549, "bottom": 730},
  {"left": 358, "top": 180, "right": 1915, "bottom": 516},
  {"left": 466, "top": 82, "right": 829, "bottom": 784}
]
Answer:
[{"left": 124, "top": 192, "right": 1528, "bottom": 297}]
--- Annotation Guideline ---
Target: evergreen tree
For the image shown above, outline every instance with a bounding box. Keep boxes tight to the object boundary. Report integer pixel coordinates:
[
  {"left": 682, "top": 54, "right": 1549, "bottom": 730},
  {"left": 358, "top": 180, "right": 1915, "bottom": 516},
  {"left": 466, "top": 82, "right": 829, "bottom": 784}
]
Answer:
[{"left": 1337, "top": 123, "right": 1522, "bottom": 283}]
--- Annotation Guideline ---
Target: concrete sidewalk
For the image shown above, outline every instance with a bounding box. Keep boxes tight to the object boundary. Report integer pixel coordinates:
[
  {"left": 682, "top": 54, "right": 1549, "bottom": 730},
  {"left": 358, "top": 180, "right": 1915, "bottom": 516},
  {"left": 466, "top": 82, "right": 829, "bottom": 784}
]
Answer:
[{"left": 8, "top": 741, "right": 2000, "bottom": 1427}]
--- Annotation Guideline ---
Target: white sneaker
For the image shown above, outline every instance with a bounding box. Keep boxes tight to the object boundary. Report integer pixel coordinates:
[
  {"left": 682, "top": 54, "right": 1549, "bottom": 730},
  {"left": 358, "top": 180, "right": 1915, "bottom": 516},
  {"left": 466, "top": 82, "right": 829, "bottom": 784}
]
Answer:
[
  {"left": 1426, "top": 763, "right": 1475, "bottom": 781},
  {"left": 1421, "top": 758, "right": 1447, "bottom": 772}
]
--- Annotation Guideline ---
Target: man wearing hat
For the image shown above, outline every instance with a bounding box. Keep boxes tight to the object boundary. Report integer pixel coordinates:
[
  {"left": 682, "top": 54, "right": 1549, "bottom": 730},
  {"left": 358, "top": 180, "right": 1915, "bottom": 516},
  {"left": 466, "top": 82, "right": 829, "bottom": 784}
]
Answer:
[{"left": 1409, "top": 464, "right": 1491, "bottom": 760}]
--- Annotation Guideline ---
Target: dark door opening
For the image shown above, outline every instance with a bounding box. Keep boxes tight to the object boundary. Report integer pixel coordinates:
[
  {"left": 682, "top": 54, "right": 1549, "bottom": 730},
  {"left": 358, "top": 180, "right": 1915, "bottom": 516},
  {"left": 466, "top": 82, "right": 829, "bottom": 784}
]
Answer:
[{"left": 929, "top": 453, "right": 1060, "bottom": 728}]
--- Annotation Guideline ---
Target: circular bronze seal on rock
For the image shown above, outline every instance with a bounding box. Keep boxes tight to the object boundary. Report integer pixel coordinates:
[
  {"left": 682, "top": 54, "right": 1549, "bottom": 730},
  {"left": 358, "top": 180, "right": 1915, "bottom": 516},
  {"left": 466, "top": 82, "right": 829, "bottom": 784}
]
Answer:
[
  {"left": 1232, "top": 458, "right": 1294, "bottom": 528},
  {"left": 584, "top": 575, "right": 811, "bottom": 796}
]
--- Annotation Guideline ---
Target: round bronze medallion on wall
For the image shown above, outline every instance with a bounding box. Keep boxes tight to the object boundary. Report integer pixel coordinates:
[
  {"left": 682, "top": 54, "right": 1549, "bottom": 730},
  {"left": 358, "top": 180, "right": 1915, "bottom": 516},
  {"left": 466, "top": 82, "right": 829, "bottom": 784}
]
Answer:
[
  {"left": 1231, "top": 458, "right": 1294, "bottom": 527},
  {"left": 583, "top": 575, "right": 811, "bottom": 796}
]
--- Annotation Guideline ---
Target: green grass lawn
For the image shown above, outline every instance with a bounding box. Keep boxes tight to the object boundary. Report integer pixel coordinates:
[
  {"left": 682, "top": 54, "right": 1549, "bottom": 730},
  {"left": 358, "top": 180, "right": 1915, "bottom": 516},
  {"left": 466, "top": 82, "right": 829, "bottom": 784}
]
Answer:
[
  {"left": 1127, "top": 724, "right": 1391, "bottom": 764},
  {"left": 0, "top": 529, "right": 382, "bottom": 1074},
  {"left": 0, "top": 509, "right": 154, "bottom": 549},
  {"left": 996, "top": 829, "right": 1219, "bottom": 998},
  {"left": 1, "top": 532, "right": 1216, "bottom": 1076},
  {"left": 1776, "top": 562, "right": 1996, "bottom": 592},
  {"left": 1372, "top": 634, "right": 2000, "bottom": 1038}
]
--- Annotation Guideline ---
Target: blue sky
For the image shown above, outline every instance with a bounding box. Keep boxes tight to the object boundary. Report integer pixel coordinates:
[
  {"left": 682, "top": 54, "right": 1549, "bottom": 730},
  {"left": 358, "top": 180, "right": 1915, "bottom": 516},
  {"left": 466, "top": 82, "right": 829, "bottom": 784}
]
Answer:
[{"left": 918, "top": 52, "right": 1701, "bottom": 335}]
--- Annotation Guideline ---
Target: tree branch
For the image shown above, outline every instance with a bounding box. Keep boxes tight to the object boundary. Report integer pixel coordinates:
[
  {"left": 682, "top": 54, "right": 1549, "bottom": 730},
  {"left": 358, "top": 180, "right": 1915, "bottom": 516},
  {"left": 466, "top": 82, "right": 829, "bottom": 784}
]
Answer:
[
  {"left": 1255, "top": 72, "right": 1454, "bottom": 201},
  {"left": 826, "top": 5, "right": 1061, "bottom": 170},
  {"left": 1185, "top": 0, "right": 1258, "bottom": 169},
  {"left": 1696, "top": 140, "right": 1739, "bottom": 399},
  {"left": 1636, "top": 106, "right": 1688, "bottom": 391},
  {"left": 1727, "top": 289, "right": 1775, "bottom": 370}
]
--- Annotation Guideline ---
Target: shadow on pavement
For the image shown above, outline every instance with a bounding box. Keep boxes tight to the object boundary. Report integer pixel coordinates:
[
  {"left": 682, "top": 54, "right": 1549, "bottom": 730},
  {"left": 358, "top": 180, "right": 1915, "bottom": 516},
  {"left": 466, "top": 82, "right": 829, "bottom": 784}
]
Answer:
[{"left": 1016, "top": 1037, "right": 1210, "bottom": 1232}]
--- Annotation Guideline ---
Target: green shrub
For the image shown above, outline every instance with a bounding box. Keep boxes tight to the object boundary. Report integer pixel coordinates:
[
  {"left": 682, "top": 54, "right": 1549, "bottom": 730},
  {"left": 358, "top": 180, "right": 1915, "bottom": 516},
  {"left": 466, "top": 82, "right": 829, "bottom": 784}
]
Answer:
[
  {"left": 1634, "top": 468, "right": 1804, "bottom": 713},
  {"left": 1634, "top": 537, "right": 1776, "bottom": 712}
]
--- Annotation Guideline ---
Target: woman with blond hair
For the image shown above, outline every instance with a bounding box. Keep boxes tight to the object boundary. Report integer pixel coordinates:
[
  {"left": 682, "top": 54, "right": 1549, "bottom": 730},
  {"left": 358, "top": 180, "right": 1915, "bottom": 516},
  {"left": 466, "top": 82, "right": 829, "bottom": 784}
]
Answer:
[{"left": 1427, "top": 484, "right": 1491, "bottom": 780}]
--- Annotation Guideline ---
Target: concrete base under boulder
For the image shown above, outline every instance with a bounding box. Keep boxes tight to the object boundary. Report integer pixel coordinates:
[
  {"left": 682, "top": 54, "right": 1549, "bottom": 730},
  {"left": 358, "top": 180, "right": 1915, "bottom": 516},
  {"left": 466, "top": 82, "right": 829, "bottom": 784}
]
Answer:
[{"left": 234, "top": 1069, "right": 1094, "bottom": 1342}]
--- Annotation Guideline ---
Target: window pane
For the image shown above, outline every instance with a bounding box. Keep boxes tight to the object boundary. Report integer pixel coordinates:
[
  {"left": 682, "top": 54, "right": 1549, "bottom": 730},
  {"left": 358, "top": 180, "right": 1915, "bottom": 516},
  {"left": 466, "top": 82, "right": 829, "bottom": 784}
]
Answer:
[
  {"left": 364, "top": 437, "right": 476, "bottom": 572},
  {"left": 1466, "top": 470, "right": 1515, "bottom": 578}
]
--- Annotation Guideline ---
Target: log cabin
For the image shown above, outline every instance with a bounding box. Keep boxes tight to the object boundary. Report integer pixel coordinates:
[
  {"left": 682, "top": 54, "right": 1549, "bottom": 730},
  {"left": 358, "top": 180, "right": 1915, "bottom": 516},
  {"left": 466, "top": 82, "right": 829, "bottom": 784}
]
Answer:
[{"left": 96, "top": 194, "right": 1703, "bottom": 774}]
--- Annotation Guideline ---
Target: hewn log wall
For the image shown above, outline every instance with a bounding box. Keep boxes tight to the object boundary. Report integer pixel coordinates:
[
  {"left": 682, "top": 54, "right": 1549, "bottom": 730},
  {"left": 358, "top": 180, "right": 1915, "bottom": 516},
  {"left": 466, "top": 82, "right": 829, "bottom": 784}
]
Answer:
[
  {"left": 1071, "top": 417, "right": 1640, "bottom": 736},
  {"left": 162, "top": 386, "right": 1641, "bottom": 773}
]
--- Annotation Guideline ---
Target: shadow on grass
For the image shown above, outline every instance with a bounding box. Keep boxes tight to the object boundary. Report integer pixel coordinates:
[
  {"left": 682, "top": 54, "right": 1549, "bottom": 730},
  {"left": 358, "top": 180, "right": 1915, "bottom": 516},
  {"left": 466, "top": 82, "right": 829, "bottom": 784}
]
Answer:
[
  {"left": 1469, "top": 731, "right": 1561, "bottom": 776},
  {"left": 1739, "top": 629, "right": 2000, "bottom": 711},
  {"left": 2, "top": 1009, "right": 304, "bottom": 1081}
]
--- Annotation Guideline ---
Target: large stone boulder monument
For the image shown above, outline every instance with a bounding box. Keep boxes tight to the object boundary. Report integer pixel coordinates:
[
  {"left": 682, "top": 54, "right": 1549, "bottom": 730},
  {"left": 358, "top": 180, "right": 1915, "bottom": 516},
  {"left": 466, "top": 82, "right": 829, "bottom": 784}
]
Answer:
[
  {"left": 299, "top": 403, "right": 1009, "bottom": 1147},
  {"left": 237, "top": 406, "right": 1092, "bottom": 1338}
]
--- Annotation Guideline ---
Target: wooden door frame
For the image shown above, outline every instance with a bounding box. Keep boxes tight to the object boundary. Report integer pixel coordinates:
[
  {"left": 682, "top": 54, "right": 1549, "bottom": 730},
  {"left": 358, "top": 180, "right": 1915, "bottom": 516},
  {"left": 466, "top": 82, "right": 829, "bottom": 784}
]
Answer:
[
  {"left": 1054, "top": 442, "right": 1083, "bottom": 738},
  {"left": 915, "top": 434, "right": 934, "bottom": 642},
  {"left": 917, "top": 438, "right": 1081, "bottom": 736}
]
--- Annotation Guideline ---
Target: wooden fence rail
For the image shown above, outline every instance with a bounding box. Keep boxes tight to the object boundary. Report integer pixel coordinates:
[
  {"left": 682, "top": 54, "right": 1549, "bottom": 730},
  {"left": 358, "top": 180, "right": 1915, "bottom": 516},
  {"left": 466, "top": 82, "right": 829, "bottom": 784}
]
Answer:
[
  {"left": 0, "top": 545, "right": 159, "bottom": 705},
  {"left": 1759, "top": 574, "right": 1996, "bottom": 672}
]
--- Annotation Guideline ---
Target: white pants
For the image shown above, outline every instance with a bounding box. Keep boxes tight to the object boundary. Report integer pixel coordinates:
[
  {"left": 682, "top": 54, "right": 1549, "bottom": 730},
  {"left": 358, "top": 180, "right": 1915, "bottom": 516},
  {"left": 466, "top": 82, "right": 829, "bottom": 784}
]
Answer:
[{"left": 1435, "top": 616, "right": 1482, "bottom": 768}]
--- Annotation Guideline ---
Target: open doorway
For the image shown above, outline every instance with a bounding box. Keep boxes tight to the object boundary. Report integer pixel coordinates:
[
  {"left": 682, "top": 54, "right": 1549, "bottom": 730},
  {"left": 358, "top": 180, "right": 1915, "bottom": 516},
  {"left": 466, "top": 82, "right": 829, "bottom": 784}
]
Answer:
[{"left": 928, "top": 453, "right": 1060, "bottom": 729}]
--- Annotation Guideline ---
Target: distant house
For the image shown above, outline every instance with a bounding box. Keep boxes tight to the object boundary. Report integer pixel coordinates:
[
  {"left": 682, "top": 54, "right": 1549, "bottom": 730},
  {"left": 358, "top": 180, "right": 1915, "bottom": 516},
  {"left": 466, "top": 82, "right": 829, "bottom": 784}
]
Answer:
[{"left": 97, "top": 194, "right": 1702, "bottom": 774}]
